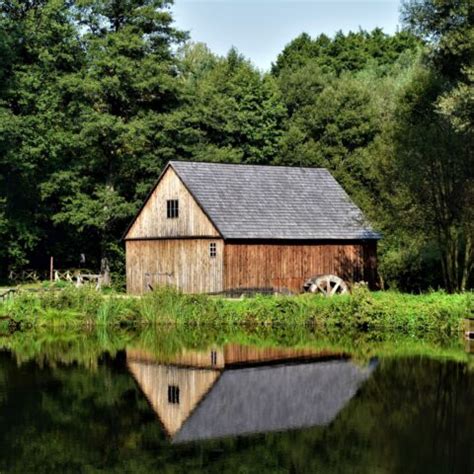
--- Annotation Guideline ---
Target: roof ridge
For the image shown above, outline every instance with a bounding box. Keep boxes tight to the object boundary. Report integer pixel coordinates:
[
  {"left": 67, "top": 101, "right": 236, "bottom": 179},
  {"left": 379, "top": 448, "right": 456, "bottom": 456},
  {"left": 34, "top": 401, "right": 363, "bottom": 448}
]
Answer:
[
  {"left": 124, "top": 160, "right": 381, "bottom": 241},
  {"left": 169, "top": 160, "right": 328, "bottom": 171}
]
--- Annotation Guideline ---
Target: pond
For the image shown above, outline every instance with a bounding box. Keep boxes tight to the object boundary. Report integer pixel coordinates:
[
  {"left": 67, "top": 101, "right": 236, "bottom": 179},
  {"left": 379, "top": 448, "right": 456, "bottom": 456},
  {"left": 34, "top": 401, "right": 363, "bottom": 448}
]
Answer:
[{"left": 0, "top": 326, "right": 473, "bottom": 473}]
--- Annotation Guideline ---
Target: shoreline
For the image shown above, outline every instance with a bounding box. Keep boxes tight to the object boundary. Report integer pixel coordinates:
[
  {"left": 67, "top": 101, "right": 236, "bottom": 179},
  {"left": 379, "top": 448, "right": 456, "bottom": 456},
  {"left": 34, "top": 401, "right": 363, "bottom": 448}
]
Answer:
[{"left": 0, "top": 286, "right": 470, "bottom": 336}]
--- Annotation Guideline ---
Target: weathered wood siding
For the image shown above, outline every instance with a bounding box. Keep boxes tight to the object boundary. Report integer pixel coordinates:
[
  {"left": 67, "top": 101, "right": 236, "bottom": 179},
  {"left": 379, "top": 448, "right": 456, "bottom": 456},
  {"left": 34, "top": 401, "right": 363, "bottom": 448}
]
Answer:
[
  {"left": 126, "top": 239, "right": 224, "bottom": 294},
  {"left": 127, "top": 345, "right": 343, "bottom": 369},
  {"left": 223, "top": 344, "right": 345, "bottom": 366},
  {"left": 224, "top": 241, "right": 377, "bottom": 294},
  {"left": 127, "top": 347, "right": 225, "bottom": 369},
  {"left": 127, "top": 358, "right": 221, "bottom": 436},
  {"left": 126, "top": 167, "right": 219, "bottom": 239}
]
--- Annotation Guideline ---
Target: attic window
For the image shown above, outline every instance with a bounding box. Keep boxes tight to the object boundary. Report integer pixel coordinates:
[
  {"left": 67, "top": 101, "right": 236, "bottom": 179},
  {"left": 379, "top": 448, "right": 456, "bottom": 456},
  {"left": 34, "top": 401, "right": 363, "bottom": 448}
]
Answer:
[
  {"left": 209, "top": 242, "right": 217, "bottom": 258},
  {"left": 166, "top": 200, "right": 179, "bottom": 219},
  {"left": 168, "top": 385, "right": 180, "bottom": 404}
]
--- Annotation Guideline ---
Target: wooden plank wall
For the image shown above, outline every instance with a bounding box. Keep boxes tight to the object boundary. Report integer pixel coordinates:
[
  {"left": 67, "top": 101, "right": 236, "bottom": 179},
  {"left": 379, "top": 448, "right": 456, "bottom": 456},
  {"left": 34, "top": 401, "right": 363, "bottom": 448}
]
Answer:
[
  {"left": 223, "top": 344, "right": 345, "bottom": 366},
  {"left": 126, "top": 167, "right": 219, "bottom": 239},
  {"left": 127, "top": 359, "right": 221, "bottom": 436},
  {"left": 127, "top": 345, "right": 344, "bottom": 369},
  {"left": 126, "top": 239, "right": 224, "bottom": 294},
  {"left": 362, "top": 241, "right": 377, "bottom": 289},
  {"left": 224, "top": 241, "right": 377, "bottom": 294},
  {"left": 127, "top": 347, "right": 225, "bottom": 369}
]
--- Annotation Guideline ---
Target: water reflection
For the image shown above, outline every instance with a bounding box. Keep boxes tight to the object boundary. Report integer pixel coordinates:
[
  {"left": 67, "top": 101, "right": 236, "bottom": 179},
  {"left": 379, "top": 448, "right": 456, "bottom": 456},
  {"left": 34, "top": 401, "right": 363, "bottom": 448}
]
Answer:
[
  {"left": 465, "top": 318, "right": 474, "bottom": 354},
  {"left": 127, "top": 345, "right": 376, "bottom": 442},
  {"left": 466, "top": 338, "right": 474, "bottom": 354},
  {"left": 0, "top": 330, "right": 473, "bottom": 474}
]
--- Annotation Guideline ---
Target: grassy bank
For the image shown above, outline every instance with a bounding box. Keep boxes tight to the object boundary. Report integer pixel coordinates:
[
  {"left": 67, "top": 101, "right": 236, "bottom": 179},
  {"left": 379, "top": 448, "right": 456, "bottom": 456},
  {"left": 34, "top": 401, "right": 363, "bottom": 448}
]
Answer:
[
  {"left": 0, "top": 285, "right": 471, "bottom": 336},
  {"left": 0, "top": 324, "right": 472, "bottom": 369}
]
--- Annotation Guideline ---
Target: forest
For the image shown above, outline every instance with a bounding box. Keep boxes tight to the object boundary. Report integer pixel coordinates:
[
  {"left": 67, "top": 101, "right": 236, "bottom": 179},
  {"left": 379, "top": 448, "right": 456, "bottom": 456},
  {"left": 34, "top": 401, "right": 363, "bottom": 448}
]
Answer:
[{"left": 0, "top": 0, "right": 472, "bottom": 292}]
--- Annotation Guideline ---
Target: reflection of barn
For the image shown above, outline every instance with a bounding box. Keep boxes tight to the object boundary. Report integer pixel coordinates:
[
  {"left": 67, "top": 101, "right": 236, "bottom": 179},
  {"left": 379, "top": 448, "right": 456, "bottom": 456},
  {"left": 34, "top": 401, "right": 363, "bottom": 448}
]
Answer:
[
  {"left": 124, "top": 161, "right": 380, "bottom": 294},
  {"left": 127, "top": 345, "right": 375, "bottom": 443},
  {"left": 466, "top": 339, "right": 473, "bottom": 354}
]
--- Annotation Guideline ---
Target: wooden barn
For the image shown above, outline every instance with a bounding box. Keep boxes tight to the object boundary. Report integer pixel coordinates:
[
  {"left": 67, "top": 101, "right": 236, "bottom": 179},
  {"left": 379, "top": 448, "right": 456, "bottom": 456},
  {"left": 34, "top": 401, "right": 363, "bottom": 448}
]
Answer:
[
  {"left": 124, "top": 161, "right": 380, "bottom": 295},
  {"left": 126, "top": 344, "right": 375, "bottom": 442}
]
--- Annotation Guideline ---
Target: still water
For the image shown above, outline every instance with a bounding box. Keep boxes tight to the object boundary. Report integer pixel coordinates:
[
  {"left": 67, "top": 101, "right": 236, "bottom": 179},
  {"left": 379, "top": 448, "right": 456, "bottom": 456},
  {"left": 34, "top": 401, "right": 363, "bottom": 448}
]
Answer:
[{"left": 0, "top": 328, "right": 473, "bottom": 473}]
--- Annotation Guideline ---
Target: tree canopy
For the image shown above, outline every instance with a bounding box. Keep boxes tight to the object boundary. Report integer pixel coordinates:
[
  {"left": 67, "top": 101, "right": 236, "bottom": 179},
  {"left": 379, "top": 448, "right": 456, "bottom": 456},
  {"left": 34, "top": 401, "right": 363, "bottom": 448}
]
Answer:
[{"left": 0, "top": 0, "right": 472, "bottom": 291}]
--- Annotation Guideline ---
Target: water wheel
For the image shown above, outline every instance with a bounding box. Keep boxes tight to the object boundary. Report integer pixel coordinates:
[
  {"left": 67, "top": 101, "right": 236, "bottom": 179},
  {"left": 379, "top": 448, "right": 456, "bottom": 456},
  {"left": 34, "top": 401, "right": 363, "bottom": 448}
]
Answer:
[{"left": 303, "top": 274, "right": 348, "bottom": 297}]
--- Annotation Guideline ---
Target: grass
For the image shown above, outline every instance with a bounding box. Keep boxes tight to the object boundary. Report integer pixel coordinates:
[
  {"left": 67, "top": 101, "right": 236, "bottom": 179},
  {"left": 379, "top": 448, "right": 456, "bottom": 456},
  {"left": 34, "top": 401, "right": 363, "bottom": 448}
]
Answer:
[
  {"left": 0, "top": 284, "right": 471, "bottom": 337},
  {"left": 1, "top": 323, "right": 472, "bottom": 371}
]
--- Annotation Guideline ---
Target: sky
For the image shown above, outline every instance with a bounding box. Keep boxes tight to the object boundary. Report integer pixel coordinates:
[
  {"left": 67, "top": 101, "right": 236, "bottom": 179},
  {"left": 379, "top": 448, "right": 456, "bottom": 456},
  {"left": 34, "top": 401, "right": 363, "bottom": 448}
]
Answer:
[{"left": 172, "top": 0, "right": 403, "bottom": 71}]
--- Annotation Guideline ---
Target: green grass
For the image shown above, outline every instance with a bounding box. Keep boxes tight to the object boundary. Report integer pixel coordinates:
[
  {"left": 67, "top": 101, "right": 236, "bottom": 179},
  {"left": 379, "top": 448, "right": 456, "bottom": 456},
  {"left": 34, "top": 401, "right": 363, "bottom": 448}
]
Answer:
[
  {"left": 1, "top": 324, "right": 472, "bottom": 371},
  {"left": 0, "top": 285, "right": 471, "bottom": 337}
]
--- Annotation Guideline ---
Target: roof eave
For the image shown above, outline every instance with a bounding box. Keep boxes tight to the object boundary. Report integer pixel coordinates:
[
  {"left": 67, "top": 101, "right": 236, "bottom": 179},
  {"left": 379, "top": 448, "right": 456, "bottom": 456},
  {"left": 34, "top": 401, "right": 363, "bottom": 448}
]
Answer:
[
  {"left": 122, "top": 161, "right": 224, "bottom": 242},
  {"left": 121, "top": 162, "right": 174, "bottom": 241},
  {"left": 170, "top": 163, "right": 224, "bottom": 239}
]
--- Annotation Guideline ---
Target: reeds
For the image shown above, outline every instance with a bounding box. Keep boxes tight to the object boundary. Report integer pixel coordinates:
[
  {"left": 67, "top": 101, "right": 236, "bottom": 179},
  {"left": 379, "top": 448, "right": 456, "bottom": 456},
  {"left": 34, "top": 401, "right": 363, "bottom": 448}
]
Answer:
[{"left": 0, "top": 285, "right": 470, "bottom": 335}]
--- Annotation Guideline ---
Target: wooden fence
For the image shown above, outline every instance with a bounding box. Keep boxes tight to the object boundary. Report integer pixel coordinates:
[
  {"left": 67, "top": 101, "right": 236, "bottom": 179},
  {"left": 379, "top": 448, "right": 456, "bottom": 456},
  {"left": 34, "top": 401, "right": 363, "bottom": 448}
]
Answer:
[
  {"left": 8, "top": 270, "right": 48, "bottom": 283},
  {"left": 8, "top": 268, "right": 107, "bottom": 290},
  {"left": 0, "top": 288, "right": 18, "bottom": 302}
]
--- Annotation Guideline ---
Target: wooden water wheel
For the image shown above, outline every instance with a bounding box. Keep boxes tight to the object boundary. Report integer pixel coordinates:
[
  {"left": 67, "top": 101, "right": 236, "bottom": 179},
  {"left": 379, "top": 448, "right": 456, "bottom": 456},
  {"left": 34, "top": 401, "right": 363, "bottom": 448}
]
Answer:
[{"left": 303, "top": 274, "right": 348, "bottom": 297}]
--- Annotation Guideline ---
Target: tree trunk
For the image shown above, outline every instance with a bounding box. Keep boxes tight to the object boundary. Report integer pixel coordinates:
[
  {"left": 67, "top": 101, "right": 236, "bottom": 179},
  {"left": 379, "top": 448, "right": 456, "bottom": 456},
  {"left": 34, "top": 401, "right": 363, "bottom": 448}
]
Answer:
[{"left": 461, "top": 232, "right": 472, "bottom": 292}]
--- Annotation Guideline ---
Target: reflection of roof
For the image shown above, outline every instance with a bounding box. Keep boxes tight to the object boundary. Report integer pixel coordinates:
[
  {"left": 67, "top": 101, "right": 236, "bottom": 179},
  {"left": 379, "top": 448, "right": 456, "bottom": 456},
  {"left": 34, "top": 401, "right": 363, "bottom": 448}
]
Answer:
[
  {"left": 127, "top": 346, "right": 375, "bottom": 443},
  {"left": 173, "top": 361, "right": 373, "bottom": 443},
  {"left": 127, "top": 361, "right": 220, "bottom": 437}
]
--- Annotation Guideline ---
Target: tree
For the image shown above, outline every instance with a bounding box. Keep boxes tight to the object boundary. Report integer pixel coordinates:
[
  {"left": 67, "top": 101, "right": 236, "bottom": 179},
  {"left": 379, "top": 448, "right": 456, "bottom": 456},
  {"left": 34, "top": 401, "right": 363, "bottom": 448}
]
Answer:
[
  {"left": 39, "top": 0, "right": 186, "bottom": 270},
  {"left": 272, "top": 29, "right": 420, "bottom": 76},
  {"left": 169, "top": 45, "right": 287, "bottom": 165},
  {"left": 402, "top": 0, "right": 474, "bottom": 133},
  {"left": 0, "top": 0, "right": 84, "bottom": 273},
  {"left": 396, "top": 0, "right": 474, "bottom": 290}
]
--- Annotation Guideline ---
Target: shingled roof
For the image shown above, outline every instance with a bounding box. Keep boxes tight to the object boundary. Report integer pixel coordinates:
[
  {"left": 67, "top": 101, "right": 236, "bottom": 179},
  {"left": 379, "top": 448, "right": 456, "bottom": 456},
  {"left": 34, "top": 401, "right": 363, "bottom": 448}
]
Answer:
[
  {"left": 172, "top": 360, "right": 375, "bottom": 443},
  {"left": 169, "top": 161, "right": 380, "bottom": 240}
]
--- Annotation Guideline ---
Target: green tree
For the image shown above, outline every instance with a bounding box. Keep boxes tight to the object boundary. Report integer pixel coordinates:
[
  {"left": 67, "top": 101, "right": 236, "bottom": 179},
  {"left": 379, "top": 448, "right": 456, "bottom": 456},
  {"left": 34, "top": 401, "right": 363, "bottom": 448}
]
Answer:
[
  {"left": 169, "top": 45, "right": 287, "bottom": 164},
  {"left": 402, "top": 0, "right": 474, "bottom": 133},
  {"left": 39, "top": 0, "right": 186, "bottom": 270},
  {"left": 0, "top": 0, "right": 84, "bottom": 273},
  {"left": 274, "top": 52, "right": 420, "bottom": 205},
  {"left": 394, "top": 0, "right": 474, "bottom": 291},
  {"left": 272, "top": 29, "right": 420, "bottom": 76}
]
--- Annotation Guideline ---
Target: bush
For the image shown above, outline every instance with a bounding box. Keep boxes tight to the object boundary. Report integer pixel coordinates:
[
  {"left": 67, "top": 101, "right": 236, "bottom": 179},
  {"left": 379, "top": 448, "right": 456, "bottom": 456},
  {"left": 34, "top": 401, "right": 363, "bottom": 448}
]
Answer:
[{"left": 0, "top": 286, "right": 469, "bottom": 335}]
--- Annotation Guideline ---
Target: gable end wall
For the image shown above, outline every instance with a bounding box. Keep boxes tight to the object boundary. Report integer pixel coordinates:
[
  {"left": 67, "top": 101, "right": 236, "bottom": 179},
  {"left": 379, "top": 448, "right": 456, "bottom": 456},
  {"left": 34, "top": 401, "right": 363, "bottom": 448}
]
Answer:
[{"left": 126, "top": 167, "right": 220, "bottom": 239}]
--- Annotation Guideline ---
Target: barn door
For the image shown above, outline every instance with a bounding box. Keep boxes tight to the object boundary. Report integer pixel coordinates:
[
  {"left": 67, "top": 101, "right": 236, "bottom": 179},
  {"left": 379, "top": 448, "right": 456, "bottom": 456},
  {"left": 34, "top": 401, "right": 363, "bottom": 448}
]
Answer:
[{"left": 144, "top": 272, "right": 174, "bottom": 292}]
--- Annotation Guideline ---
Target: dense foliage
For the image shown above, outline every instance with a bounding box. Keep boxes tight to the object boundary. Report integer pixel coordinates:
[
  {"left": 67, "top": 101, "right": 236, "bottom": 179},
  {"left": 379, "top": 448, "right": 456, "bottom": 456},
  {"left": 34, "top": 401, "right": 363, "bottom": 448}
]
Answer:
[
  {"left": 0, "top": 0, "right": 472, "bottom": 291},
  {"left": 0, "top": 285, "right": 470, "bottom": 335}
]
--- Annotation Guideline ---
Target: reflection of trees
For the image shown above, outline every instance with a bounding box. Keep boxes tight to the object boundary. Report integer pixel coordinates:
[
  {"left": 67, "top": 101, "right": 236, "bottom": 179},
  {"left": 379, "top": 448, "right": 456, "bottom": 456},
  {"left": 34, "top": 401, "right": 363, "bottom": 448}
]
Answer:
[
  {"left": 431, "top": 362, "right": 468, "bottom": 474},
  {"left": 0, "top": 325, "right": 469, "bottom": 370},
  {"left": 349, "top": 358, "right": 473, "bottom": 474},
  {"left": 0, "top": 354, "right": 472, "bottom": 473}
]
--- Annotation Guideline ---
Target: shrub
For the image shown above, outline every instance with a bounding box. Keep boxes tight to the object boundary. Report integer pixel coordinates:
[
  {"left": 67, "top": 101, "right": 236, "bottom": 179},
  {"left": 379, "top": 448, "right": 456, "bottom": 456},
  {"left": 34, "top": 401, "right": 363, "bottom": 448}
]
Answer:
[{"left": 0, "top": 286, "right": 469, "bottom": 335}]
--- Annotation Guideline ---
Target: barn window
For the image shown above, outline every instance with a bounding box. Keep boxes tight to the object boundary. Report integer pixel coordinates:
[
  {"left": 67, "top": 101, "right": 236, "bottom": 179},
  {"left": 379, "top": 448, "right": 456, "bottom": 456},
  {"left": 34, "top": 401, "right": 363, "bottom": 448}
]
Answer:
[
  {"left": 168, "top": 385, "right": 180, "bottom": 404},
  {"left": 209, "top": 242, "right": 217, "bottom": 257},
  {"left": 166, "top": 199, "right": 179, "bottom": 219}
]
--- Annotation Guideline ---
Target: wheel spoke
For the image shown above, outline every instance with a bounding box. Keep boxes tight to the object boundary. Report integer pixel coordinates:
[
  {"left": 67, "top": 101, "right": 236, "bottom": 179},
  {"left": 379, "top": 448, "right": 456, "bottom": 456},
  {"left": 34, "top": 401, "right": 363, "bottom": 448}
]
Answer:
[{"left": 330, "top": 281, "right": 341, "bottom": 296}]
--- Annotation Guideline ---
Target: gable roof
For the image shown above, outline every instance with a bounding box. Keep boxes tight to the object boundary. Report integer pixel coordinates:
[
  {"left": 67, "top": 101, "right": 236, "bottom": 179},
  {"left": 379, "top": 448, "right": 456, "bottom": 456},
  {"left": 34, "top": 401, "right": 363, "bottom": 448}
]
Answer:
[
  {"left": 126, "top": 161, "right": 380, "bottom": 240},
  {"left": 127, "top": 344, "right": 376, "bottom": 443},
  {"left": 173, "top": 360, "right": 374, "bottom": 443}
]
